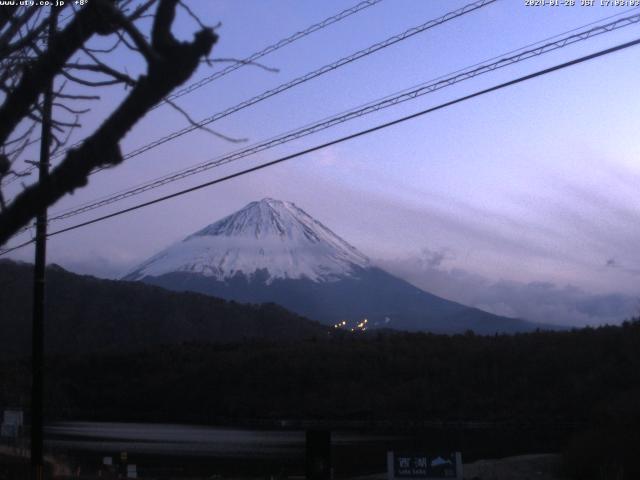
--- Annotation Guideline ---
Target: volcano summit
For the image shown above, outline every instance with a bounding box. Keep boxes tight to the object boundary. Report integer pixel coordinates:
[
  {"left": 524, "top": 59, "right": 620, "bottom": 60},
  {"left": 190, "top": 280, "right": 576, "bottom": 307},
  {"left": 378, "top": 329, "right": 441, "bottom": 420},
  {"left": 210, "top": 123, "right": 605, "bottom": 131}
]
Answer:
[
  {"left": 125, "top": 198, "right": 544, "bottom": 334},
  {"left": 126, "top": 198, "right": 369, "bottom": 284}
]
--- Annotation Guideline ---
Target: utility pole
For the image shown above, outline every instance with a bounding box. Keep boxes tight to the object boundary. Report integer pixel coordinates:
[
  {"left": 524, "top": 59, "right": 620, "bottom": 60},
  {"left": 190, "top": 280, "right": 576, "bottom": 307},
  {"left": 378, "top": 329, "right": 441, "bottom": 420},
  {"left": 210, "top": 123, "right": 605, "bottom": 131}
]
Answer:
[{"left": 32, "top": 8, "right": 56, "bottom": 480}]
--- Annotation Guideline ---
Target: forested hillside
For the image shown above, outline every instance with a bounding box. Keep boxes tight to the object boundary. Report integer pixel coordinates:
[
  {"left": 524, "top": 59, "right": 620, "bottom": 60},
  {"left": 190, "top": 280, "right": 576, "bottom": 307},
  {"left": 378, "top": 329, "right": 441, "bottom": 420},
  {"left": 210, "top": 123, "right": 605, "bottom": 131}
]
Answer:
[
  {"left": 0, "top": 260, "right": 328, "bottom": 358},
  {"left": 2, "top": 302, "right": 639, "bottom": 478},
  {"left": 2, "top": 321, "right": 639, "bottom": 425}
]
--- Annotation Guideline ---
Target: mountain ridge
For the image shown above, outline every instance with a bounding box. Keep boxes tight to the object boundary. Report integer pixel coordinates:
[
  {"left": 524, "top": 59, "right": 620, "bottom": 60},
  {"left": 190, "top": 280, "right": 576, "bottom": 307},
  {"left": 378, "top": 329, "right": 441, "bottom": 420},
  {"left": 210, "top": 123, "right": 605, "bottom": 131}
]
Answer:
[
  {"left": 125, "top": 198, "right": 368, "bottom": 284},
  {"left": 127, "top": 198, "right": 552, "bottom": 334},
  {"left": 0, "top": 259, "right": 329, "bottom": 359}
]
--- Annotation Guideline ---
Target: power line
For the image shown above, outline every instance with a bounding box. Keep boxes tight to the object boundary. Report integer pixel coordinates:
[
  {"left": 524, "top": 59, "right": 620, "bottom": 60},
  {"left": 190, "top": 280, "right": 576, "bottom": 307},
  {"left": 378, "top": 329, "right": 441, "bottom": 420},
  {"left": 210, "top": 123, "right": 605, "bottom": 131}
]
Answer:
[
  {"left": 6, "top": 2, "right": 638, "bottom": 191},
  {"left": 3, "top": 34, "right": 639, "bottom": 256},
  {"left": 43, "top": 10, "right": 640, "bottom": 225},
  {"left": 22, "top": 0, "right": 385, "bottom": 172},
  {"left": 38, "top": 0, "right": 507, "bottom": 218},
  {"left": 160, "top": 0, "right": 385, "bottom": 107},
  {"left": 7, "top": 0, "right": 492, "bottom": 185},
  {"left": 47, "top": 5, "right": 640, "bottom": 218},
  {"left": 93, "top": 0, "right": 497, "bottom": 172},
  {"left": 0, "top": 238, "right": 34, "bottom": 256}
]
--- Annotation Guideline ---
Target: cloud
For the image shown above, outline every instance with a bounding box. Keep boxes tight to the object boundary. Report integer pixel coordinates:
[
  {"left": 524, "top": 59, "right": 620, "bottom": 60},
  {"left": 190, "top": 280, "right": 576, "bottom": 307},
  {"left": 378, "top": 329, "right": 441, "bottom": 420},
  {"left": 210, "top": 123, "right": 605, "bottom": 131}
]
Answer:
[
  {"left": 602, "top": 256, "right": 640, "bottom": 277},
  {"left": 60, "top": 257, "right": 128, "bottom": 279},
  {"left": 378, "top": 252, "right": 639, "bottom": 327},
  {"left": 51, "top": 249, "right": 137, "bottom": 280},
  {"left": 418, "top": 247, "right": 453, "bottom": 269}
]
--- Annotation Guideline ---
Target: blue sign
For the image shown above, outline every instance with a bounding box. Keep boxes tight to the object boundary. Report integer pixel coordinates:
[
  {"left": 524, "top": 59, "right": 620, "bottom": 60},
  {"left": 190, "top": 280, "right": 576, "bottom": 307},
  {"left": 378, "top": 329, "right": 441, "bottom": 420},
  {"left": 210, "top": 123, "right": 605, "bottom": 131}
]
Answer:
[{"left": 388, "top": 452, "right": 462, "bottom": 480}]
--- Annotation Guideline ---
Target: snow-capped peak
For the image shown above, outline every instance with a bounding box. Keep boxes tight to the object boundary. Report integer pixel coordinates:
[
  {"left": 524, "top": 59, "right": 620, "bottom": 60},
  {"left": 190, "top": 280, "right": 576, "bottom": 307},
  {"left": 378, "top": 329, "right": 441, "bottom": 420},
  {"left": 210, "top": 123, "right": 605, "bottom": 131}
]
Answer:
[{"left": 125, "top": 198, "right": 369, "bottom": 283}]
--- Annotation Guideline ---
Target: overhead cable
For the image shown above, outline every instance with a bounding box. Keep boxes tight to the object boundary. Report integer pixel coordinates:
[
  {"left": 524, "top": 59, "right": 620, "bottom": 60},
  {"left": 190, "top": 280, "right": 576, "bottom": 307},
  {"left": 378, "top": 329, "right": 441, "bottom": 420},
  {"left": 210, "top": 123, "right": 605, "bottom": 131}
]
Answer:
[
  {"left": 45, "top": 11, "right": 640, "bottom": 224},
  {"left": 3, "top": 34, "right": 639, "bottom": 255}
]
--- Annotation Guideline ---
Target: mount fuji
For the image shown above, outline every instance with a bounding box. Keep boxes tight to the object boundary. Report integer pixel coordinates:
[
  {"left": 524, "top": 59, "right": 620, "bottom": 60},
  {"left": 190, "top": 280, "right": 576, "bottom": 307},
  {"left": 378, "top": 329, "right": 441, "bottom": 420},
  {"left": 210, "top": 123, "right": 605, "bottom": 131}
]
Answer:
[{"left": 124, "top": 198, "right": 544, "bottom": 334}]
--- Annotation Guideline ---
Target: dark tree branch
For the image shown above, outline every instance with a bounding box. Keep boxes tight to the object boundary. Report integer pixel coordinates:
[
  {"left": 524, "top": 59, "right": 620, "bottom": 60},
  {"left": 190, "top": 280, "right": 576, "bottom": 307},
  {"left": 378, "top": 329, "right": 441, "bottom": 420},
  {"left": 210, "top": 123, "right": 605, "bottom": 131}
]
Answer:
[
  {"left": 0, "top": 0, "right": 217, "bottom": 245},
  {"left": 127, "top": 0, "right": 158, "bottom": 22},
  {"left": 152, "top": 0, "right": 178, "bottom": 51},
  {"left": 0, "top": 15, "right": 48, "bottom": 58},
  {"left": 0, "top": 7, "right": 37, "bottom": 54},
  {"left": 178, "top": 0, "right": 207, "bottom": 31},
  {"left": 2, "top": 121, "right": 36, "bottom": 147},
  {"left": 0, "top": 6, "right": 18, "bottom": 33},
  {"left": 0, "top": 3, "right": 105, "bottom": 145},
  {"left": 74, "top": 47, "right": 137, "bottom": 86},
  {"left": 60, "top": 67, "right": 132, "bottom": 87},
  {"left": 83, "top": 36, "right": 122, "bottom": 54},
  {"left": 55, "top": 92, "right": 101, "bottom": 101},
  {"left": 5, "top": 128, "right": 36, "bottom": 162},
  {"left": 165, "top": 98, "right": 247, "bottom": 144},
  {"left": 51, "top": 119, "right": 78, "bottom": 156},
  {"left": 105, "top": 3, "right": 159, "bottom": 63},
  {"left": 53, "top": 102, "right": 91, "bottom": 115}
]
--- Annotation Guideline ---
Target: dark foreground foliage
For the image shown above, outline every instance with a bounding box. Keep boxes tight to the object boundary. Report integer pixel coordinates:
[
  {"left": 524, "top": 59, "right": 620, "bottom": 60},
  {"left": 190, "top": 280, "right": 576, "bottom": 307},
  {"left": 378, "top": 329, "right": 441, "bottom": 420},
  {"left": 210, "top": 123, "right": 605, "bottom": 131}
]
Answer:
[
  {"left": 0, "top": 260, "right": 329, "bottom": 359},
  {"left": 564, "top": 423, "right": 640, "bottom": 480},
  {"left": 1, "top": 258, "right": 639, "bottom": 477},
  {"left": 3, "top": 321, "right": 640, "bottom": 478},
  {"left": 2, "top": 320, "right": 640, "bottom": 421},
  {"left": 18, "top": 321, "right": 638, "bottom": 426}
]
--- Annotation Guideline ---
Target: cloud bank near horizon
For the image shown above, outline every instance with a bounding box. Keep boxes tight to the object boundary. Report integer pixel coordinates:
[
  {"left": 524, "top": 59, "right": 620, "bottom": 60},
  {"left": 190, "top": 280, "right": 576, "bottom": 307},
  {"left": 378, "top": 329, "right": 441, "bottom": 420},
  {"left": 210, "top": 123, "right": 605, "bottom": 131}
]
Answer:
[{"left": 378, "top": 247, "right": 638, "bottom": 328}]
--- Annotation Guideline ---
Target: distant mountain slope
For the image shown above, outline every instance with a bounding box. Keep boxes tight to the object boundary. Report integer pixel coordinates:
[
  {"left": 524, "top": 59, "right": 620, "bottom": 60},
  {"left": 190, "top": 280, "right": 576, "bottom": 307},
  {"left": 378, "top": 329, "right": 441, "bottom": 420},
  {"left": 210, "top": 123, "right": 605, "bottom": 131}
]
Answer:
[
  {"left": 125, "top": 197, "right": 369, "bottom": 283},
  {"left": 0, "top": 260, "right": 328, "bottom": 359},
  {"left": 126, "top": 198, "right": 549, "bottom": 334}
]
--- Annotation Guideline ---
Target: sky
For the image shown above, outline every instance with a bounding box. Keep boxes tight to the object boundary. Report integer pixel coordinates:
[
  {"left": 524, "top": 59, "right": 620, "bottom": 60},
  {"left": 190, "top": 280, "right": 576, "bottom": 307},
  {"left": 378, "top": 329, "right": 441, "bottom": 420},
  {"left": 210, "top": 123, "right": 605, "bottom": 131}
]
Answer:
[{"left": 3, "top": 0, "right": 640, "bottom": 326}]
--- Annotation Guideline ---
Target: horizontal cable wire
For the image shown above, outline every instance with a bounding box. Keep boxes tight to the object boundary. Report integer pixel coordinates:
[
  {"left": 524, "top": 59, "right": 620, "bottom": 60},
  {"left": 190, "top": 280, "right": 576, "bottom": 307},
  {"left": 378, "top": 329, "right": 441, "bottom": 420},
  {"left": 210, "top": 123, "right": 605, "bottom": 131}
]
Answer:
[
  {"left": 3, "top": 34, "right": 640, "bottom": 255},
  {"left": 43, "top": 11, "right": 640, "bottom": 224},
  {"left": 46, "top": 6, "right": 640, "bottom": 219},
  {"left": 97, "top": 0, "right": 497, "bottom": 168},
  {"left": 160, "top": 0, "right": 385, "bottom": 107},
  {"left": 6, "top": 0, "right": 493, "bottom": 192},
  {"left": 7, "top": 0, "right": 492, "bottom": 186},
  {"left": 27, "top": 0, "right": 385, "bottom": 169}
]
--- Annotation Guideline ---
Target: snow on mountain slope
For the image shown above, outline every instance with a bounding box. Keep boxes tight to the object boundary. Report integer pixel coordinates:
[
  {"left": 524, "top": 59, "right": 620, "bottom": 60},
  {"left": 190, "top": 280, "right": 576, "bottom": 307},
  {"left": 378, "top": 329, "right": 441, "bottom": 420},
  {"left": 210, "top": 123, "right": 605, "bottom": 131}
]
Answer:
[{"left": 125, "top": 198, "right": 369, "bottom": 283}]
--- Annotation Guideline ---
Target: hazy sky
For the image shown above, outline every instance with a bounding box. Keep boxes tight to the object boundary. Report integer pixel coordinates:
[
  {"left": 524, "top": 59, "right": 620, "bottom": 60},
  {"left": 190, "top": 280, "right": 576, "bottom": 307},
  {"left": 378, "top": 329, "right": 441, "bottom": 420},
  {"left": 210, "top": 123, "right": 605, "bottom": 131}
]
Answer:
[{"left": 4, "top": 0, "right": 640, "bottom": 325}]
